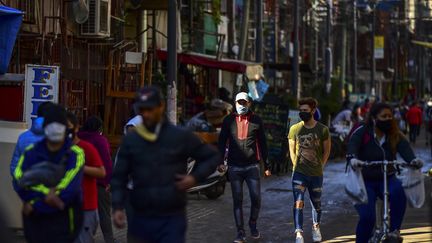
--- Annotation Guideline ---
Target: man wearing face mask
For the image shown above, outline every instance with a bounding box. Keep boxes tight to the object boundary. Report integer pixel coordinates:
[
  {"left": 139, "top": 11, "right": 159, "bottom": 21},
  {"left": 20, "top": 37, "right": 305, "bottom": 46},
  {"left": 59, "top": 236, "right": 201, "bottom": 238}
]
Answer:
[
  {"left": 218, "top": 92, "right": 271, "bottom": 243},
  {"left": 347, "top": 103, "right": 423, "bottom": 243},
  {"left": 111, "top": 86, "right": 220, "bottom": 243},
  {"left": 288, "top": 97, "right": 331, "bottom": 243},
  {"left": 12, "top": 104, "right": 84, "bottom": 243}
]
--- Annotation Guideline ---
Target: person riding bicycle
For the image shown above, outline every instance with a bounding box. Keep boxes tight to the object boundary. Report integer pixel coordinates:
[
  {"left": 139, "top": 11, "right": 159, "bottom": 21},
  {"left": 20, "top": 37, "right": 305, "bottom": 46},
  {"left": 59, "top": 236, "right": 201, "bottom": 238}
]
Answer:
[{"left": 346, "top": 103, "right": 423, "bottom": 243}]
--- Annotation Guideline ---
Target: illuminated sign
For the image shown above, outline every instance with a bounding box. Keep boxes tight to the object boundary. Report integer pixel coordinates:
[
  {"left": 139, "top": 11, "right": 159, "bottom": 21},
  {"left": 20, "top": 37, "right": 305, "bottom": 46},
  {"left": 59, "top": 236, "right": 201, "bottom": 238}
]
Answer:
[{"left": 24, "top": 64, "right": 60, "bottom": 124}]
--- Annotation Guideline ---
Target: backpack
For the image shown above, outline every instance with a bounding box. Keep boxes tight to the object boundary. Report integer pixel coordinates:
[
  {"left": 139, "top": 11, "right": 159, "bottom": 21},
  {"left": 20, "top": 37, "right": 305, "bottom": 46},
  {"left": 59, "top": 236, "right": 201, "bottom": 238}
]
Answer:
[{"left": 345, "top": 122, "right": 371, "bottom": 146}]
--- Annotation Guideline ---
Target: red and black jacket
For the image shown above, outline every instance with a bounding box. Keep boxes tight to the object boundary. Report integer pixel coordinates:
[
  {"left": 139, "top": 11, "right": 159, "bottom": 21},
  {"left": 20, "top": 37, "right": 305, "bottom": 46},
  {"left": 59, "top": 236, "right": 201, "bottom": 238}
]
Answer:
[{"left": 218, "top": 112, "right": 270, "bottom": 170}]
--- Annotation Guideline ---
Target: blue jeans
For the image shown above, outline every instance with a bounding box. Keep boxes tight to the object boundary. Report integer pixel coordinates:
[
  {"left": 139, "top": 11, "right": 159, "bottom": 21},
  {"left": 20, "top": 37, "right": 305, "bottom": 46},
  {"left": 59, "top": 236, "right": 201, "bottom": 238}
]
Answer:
[
  {"left": 292, "top": 172, "right": 323, "bottom": 232},
  {"left": 228, "top": 164, "right": 261, "bottom": 232},
  {"left": 129, "top": 214, "right": 187, "bottom": 243},
  {"left": 355, "top": 176, "right": 406, "bottom": 243}
]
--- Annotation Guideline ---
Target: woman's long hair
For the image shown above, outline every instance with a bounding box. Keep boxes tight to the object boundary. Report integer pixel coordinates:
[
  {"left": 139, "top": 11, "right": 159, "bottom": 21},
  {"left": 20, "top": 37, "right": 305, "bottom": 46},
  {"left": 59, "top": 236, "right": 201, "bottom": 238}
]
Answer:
[{"left": 366, "top": 102, "right": 402, "bottom": 154}]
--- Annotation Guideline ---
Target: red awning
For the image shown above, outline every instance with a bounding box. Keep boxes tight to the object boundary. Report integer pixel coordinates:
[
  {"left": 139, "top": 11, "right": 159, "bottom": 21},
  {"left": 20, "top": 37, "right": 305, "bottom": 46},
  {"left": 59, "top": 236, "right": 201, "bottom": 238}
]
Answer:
[{"left": 156, "top": 49, "right": 261, "bottom": 74}]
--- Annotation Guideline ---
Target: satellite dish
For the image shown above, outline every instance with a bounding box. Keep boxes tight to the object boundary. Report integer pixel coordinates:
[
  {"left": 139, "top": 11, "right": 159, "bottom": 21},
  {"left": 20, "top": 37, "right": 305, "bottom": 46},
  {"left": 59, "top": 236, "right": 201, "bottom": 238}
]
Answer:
[{"left": 73, "top": 0, "right": 89, "bottom": 24}]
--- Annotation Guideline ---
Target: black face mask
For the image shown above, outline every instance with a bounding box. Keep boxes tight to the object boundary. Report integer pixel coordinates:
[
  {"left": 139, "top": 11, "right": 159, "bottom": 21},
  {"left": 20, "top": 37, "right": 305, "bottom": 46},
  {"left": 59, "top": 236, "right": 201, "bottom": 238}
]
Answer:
[
  {"left": 375, "top": 119, "right": 392, "bottom": 133},
  {"left": 299, "top": 112, "right": 313, "bottom": 122}
]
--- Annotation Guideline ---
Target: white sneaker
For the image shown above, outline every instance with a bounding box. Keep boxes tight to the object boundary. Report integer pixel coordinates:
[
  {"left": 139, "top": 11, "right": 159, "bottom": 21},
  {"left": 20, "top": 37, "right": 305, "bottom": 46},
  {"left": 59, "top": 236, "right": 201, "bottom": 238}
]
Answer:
[
  {"left": 312, "top": 225, "right": 322, "bottom": 242},
  {"left": 295, "top": 232, "right": 304, "bottom": 243}
]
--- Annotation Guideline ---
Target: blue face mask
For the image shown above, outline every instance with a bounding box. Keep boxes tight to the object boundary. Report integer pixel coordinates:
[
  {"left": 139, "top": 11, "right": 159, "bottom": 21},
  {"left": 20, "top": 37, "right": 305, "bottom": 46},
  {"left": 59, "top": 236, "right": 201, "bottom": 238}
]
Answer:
[{"left": 236, "top": 103, "right": 249, "bottom": 115}]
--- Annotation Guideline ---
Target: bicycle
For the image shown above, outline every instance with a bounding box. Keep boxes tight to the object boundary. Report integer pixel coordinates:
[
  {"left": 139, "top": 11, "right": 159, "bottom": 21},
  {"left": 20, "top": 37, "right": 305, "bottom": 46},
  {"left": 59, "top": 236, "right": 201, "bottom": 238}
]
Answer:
[{"left": 357, "top": 160, "right": 417, "bottom": 243}]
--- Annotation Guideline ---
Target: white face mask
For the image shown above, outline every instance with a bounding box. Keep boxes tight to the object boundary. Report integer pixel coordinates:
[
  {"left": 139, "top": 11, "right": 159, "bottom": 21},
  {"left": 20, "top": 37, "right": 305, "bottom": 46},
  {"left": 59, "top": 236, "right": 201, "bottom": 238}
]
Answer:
[
  {"left": 44, "top": 122, "right": 66, "bottom": 142},
  {"left": 236, "top": 103, "right": 249, "bottom": 115}
]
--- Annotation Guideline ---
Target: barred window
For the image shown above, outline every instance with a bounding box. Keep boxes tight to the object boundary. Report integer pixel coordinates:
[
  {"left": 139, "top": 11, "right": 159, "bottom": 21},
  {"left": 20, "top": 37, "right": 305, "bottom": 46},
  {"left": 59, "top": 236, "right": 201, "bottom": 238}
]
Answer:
[{"left": 19, "top": 0, "right": 36, "bottom": 24}]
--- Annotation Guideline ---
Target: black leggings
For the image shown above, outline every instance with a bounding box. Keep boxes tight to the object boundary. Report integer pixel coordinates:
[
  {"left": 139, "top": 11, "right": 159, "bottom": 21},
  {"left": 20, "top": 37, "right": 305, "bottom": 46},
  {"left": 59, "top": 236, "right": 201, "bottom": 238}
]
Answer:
[{"left": 228, "top": 164, "right": 261, "bottom": 232}]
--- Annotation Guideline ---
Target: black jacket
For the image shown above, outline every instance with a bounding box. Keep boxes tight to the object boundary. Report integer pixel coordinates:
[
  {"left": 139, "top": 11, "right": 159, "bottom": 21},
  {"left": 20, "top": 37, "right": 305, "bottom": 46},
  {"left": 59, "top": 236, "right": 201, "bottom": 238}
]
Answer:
[
  {"left": 111, "top": 121, "right": 220, "bottom": 216},
  {"left": 346, "top": 125, "right": 416, "bottom": 181},
  {"left": 218, "top": 112, "right": 270, "bottom": 169}
]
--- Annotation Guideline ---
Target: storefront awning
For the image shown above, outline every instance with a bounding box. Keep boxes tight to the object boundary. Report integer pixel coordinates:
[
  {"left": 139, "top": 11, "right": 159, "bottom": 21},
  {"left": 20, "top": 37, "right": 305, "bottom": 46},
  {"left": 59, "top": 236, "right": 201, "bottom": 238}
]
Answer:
[
  {"left": 156, "top": 49, "right": 263, "bottom": 79},
  {"left": 0, "top": 6, "right": 23, "bottom": 74}
]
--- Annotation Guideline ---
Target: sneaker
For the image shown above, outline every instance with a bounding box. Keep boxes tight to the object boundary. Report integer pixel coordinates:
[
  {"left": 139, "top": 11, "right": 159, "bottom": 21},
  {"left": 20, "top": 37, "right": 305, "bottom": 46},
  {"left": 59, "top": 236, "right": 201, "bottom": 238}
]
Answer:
[
  {"left": 312, "top": 224, "right": 322, "bottom": 242},
  {"left": 233, "top": 230, "right": 247, "bottom": 243},
  {"left": 249, "top": 221, "right": 261, "bottom": 239},
  {"left": 295, "top": 231, "right": 304, "bottom": 243}
]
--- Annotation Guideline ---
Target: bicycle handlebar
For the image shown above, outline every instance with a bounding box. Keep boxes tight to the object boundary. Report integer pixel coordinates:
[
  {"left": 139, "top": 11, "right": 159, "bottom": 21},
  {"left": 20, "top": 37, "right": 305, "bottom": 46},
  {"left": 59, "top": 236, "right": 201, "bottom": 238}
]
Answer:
[{"left": 358, "top": 160, "right": 410, "bottom": 167}]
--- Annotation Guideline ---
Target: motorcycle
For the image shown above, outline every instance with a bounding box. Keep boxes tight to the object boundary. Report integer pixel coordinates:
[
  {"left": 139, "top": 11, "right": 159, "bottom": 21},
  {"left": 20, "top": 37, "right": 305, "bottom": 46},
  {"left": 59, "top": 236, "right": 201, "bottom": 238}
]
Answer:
[
  {"left": 183, "top": 99, "right": 232, "bottom": 199},
  {"left": 187, "top": 155, "right": 227, "bottom": 199}
]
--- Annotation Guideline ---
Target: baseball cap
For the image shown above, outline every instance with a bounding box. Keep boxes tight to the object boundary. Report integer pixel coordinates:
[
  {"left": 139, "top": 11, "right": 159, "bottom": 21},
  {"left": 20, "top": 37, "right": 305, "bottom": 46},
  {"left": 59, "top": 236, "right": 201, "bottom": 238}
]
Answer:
[
  {"left": 235, "top": 92, "right": 250, "bottom": 102},
  {"left": 134, "top": 86, "right": 164, "bottom": 108}
]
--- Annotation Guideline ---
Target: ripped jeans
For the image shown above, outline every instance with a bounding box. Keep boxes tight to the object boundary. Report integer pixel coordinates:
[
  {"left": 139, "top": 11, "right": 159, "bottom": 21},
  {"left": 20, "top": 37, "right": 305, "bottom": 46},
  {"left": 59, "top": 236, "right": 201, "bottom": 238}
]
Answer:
[
  {"left": 228, "top": 164, "right": 261, "bottom": 232},
  {"left": 292, "top": 172, "right": 323, "bottom": 232}
]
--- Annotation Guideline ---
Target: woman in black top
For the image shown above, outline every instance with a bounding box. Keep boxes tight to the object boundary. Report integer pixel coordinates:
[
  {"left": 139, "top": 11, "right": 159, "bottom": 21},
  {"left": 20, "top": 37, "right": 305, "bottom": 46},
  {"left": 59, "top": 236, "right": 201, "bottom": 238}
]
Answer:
[{"left": 346, "top": 103, "right": 423, "bottom": 243}]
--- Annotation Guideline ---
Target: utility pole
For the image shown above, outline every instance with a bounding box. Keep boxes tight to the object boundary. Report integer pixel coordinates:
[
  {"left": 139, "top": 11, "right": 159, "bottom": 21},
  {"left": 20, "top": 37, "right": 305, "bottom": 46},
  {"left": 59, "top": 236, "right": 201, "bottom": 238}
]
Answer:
[
  {"left": 352, "top": 0, "right": 357, "bottom": 92},
  {"left": 325, "top": 0, "right": 332, "bottom": 93},
  {"left": 227, "top": 0, "right": 235, "bottom": 58},
  {"left": 256, "top": 0, "right": 263, "bottom": 62},
  {"left": 292, "top": 0, "right": 299, "bottom": 98},
  {"left": 370, "top": 3, "right": 376, "bottom": 96},
  {"left": 239, "top": 0, "right": 250, "bottom": 60},
  {"left": 340, "top": 19, "right": 347, "bottom": 98},
  {"left": 167, "top": 0, "right": 177, "bottom": 124}
]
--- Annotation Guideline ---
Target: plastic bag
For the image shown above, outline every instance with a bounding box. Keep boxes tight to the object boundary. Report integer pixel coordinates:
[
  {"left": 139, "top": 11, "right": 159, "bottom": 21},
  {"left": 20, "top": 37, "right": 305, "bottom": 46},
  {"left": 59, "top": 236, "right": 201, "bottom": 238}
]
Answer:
[
  {"left": 398, "top": 168, "right": 425, "bottom": 208},
  {"left": 345, "top": 166, "right": 368, "bottom": 204}
]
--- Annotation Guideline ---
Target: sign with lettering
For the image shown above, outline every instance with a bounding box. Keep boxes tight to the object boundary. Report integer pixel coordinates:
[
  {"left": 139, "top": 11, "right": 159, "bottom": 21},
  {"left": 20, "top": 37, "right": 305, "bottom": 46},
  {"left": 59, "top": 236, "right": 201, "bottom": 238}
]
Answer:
[
  {"left": 254, "top": 102, "right": 290, "bottom": 166},
  {"left": 24, "top": 64, "right": 60, "bottom": 124}
]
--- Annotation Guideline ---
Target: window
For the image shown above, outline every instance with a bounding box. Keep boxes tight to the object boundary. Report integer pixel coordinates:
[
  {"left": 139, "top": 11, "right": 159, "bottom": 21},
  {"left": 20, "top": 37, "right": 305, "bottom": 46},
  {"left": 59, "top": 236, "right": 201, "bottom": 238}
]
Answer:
[{"left": 19, "top": 0, "right": 36, "bottom": 24}]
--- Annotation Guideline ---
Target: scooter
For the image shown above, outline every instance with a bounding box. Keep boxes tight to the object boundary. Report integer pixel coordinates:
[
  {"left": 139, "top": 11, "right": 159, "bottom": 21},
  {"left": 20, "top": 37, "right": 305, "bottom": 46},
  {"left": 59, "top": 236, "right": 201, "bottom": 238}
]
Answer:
[{"left": 187, "top": 157, "right": 227, "bottom": 199}]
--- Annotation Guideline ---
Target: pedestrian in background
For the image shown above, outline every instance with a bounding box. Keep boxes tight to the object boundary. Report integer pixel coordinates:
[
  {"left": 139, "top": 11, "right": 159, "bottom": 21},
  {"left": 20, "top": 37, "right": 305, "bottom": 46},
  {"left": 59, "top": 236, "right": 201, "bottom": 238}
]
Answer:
[
  {"left": 10, "top": 101, "right": 53, "bottom": 176},
  {"left": 288, "top": 97, "right": 331, "bottom": 243},
  {"left": 361, "top": 98, "right": 372, "bottom": 118},
  {"left": 111, "top": 86, "right": 220, "bottom": 243},
  {"left": 218, "top": 92, "right": 271, "bottom": 243},
  {"left": 67, "top": 112, "right": 106, "bottom": 243},
  {"left": 79, "top": 116, "right": 115, "bottom": 243},
  {"left": 12, "top": 104, "right": 84, "bottom": 243},
  {"left": 405, "top": 101, "right": 423, "bottom": 144}
]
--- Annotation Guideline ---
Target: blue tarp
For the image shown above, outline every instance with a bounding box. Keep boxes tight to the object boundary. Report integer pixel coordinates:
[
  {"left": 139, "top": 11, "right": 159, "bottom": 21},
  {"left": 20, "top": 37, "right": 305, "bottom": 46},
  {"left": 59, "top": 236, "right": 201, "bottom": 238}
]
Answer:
[{"left": 0, "top": 6, "right": 23, "bottom": 74}]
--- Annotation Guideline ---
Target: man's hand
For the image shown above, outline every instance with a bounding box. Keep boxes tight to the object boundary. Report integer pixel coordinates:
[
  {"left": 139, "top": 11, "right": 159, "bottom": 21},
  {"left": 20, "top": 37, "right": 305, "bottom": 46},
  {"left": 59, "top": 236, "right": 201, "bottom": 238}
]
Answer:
[
  {"left": 217, "top": 164, "right": 227, "bottom": 173},
  {"left": 175, "top": 174, "right": 197, "bottom": 191},
  {"left": 22, "top": 202, "right": 33, "bottom": 216},
  {"left": 264, "top": 170, "right": 272, "bottom": 177},
  {"left": 106, "top": 184, "right": 111, "bottom": 193},
  {"left": 44, "top": 189, "right": 64, "bottom": 210},
  {"left": 113, "top": 209, "right": 127, "bottom": 229}
]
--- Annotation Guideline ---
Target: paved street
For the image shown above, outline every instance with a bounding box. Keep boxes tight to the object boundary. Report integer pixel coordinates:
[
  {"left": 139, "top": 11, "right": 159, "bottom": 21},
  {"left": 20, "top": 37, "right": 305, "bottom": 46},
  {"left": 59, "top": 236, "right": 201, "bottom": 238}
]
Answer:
[{"left": 96, "top": 146, "right": 432, "bottom": 243}]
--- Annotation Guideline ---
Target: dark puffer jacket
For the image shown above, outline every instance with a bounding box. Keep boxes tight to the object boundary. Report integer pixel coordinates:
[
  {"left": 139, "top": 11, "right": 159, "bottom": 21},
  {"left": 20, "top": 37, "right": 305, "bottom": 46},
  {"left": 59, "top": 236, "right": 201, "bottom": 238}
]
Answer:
[
  {"left": 346, "top": 125, "right": 416, "bottom": 181},
  {"left": 111, "top": 121, "right": 220, "bottom": 216}
]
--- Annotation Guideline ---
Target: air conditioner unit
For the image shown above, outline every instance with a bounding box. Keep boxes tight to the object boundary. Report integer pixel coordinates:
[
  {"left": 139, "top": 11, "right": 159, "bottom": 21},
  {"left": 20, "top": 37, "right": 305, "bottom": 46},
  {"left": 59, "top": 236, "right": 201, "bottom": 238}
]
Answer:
[{"left": 81, "top": 0, "right": 111, "bottom": 37}]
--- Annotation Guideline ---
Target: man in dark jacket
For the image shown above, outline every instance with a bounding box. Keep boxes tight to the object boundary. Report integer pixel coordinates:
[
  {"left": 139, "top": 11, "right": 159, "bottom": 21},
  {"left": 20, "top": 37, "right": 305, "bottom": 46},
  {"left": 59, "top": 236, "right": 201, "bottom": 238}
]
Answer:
[
  {"left": 218, "top": 92, "right": 271, "bottom": 243},
  {"left": 111, "top": 87, "right": 220, "bottom": 243},
  {"left": 12, "top": 104, "right": 84, "bottom": 243}
]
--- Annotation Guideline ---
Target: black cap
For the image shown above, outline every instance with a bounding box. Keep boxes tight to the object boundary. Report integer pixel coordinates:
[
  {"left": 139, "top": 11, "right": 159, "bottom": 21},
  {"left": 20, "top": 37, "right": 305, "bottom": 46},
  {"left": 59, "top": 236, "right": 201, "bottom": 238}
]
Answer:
[
  {"left": 134, "top": 86, "right": 164, "bottom": 109},
  {"left": 43, "top": 104, "right": 67, "bottom": 127}
]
